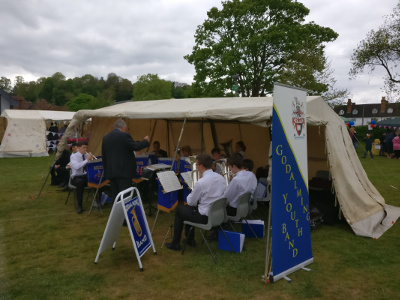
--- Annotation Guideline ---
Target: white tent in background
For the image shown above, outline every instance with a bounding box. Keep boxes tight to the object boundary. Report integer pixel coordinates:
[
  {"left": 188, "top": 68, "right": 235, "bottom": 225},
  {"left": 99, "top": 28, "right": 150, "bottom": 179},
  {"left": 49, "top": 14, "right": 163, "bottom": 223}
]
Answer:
[
  {"left": 0, "top": 109, "right": 75, "bottom": 157},
  {"left": 57, "top": 96, "right": 400, "bottom": 238}
]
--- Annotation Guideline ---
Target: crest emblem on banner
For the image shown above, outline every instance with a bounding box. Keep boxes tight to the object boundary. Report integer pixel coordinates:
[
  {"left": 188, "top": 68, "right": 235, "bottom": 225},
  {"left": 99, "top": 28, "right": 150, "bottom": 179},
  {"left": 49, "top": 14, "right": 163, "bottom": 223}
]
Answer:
[{"left": 292, "top": 97, "right": 305, "bottom": 137}]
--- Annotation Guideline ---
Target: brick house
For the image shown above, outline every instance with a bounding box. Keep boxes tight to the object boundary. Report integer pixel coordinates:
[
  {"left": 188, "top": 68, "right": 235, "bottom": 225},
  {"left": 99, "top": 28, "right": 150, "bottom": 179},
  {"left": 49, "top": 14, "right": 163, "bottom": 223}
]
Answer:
[{"left": 333, "top": 97, "right": 400, "bottom": 126}]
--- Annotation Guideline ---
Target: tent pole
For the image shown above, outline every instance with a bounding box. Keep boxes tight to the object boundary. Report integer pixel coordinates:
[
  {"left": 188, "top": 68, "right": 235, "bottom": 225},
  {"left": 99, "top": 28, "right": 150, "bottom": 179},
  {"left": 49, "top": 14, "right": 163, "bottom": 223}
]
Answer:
[
  {"left": 209, "top": 120, "right": 219, "bottom": 148},
  {"left": 35, "top": 161, "right": 56, "bottom": 199},
  {"left": 264, "top": 197, "right": 272, "bottom": 283},
  {"left": 171, "top": 118, "right": 187, "bottom": 171},
  {"left": 167, "top": 120, "right": 170, "bottom": 157},
  {"left": 146, "top": 120, "right": 158, "bottom": 152},
  {"left": 201, "top": 119, "right": 204, "bottom": 153}
]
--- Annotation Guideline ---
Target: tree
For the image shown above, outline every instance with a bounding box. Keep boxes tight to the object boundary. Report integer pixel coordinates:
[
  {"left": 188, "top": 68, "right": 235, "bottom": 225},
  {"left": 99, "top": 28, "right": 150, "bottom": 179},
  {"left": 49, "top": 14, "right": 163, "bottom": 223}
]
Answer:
[
  {"left": 133, "top": 74, "right": 172, "bottom": 100},
  {"left": 277, "top": 41, "right": 348, "bottom": 101},
  {"left": 185, "top": 0, "right": 338, "bottom": 97},
  {"left": 39, "top": 78, "right": 54, "bottom": 102},
  {"left": 349, "top": 2, "right": 400, "bottom": 100},
  {"left": 0, "top": 76, "right": 12, "bottom": 93},
  {"left": 66, "top": 93, "right": 96, "bottom": 111}
]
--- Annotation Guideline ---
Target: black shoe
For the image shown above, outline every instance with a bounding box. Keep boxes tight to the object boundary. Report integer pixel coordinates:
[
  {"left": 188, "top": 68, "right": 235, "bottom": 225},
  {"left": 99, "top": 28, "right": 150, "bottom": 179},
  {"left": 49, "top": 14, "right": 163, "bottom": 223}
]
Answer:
[
  {"left": 182, "top": 238, "right": 196, "bottom": 247},
  {"left": 165, "top": 243, "right": 181, "bottom": 251},
  {"left": 76, "top": 208, "right": 83, "bottom": 214}
]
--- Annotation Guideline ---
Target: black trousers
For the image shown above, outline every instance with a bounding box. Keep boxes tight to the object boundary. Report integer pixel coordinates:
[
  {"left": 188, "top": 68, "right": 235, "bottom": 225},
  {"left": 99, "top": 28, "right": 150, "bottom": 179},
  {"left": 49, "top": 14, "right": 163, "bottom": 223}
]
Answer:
[
  {"left": 172, "top": 205, "right": 208, "bottom": 245},
  {"left": 110, "top": 177, "right": 134, "bottom": 202},
  {"left": 226, "top": 205, "right": 237, "bottom": 217},
  {"left": 71, "top": 175, "right": 88, "bottom": 209}
]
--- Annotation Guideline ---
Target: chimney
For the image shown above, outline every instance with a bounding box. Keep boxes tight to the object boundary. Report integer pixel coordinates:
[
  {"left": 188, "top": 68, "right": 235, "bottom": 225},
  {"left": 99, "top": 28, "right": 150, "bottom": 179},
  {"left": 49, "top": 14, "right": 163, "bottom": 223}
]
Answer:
[
  {"left": 346, "top": 99, "right": 352, "bottom": 113},
  {"left": 380, "top": 96, "right": 386, "bottom": 113}
]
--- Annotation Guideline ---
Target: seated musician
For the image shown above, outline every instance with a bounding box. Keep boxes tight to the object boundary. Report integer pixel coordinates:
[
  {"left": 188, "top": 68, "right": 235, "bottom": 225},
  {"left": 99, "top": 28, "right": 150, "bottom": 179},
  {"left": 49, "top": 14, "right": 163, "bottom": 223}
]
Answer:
[
  {"left": 151, "top": 141, "right": 168, "bottom": 158},
  {"left": 224, "top": 153, "right": 257, "bottom": 216},
  {"left": 165, "top": 154, "right": 226, "bottom": 251},
  {"left": 211, "top": 147, "right": 223, "bottom": 174},
  {"left": 181, "top": 145, "right": 192, "bottom": 158},
  {"left": 50, "top": 142, "right": 78, "bottom": 188},
  {"left": 70, "top": 141, "right": 94, "bottom": 214},
  {"left": 243, "top": 159, "right": 258, "bottom": 204}
]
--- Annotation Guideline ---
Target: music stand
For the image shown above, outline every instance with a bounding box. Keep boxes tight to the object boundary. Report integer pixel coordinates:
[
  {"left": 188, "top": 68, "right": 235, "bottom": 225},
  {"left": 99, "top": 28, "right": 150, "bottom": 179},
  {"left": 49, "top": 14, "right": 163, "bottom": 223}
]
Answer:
[{"left": 151, "top": 170, "right": 182, "bottom": 249}]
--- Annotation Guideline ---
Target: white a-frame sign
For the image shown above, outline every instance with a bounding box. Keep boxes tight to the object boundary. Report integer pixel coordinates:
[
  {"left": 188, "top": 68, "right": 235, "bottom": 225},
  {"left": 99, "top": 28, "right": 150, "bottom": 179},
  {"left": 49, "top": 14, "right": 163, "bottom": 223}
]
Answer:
[{"left": 95, "top": 187, "right": 157, "bottom": 271}]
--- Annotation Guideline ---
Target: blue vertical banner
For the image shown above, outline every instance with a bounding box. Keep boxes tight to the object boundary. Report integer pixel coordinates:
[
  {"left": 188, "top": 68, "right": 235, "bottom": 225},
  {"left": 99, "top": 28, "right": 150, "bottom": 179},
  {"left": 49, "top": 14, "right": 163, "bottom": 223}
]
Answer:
[{"left": 270, "top": 83, "right": 313, "bottom": 282}]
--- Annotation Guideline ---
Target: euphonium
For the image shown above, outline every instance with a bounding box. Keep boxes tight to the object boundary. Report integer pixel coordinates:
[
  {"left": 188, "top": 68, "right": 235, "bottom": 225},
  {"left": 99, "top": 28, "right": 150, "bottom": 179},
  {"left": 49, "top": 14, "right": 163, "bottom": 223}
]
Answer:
[
  {"left": 220, "top": 139, "right": 233, "bottom": 158},
  {"left": 185, "top": 156, "right": 199, "bottom": 189},
  {"left": 216, "top": 158, "right": 230, "bottom": 187}
]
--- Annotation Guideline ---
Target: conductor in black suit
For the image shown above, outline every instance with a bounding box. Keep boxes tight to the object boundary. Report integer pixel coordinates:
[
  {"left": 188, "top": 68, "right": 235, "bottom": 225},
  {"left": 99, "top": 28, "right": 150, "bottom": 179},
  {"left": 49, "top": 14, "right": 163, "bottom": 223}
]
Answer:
[{"left": 102, "top": 119, "right": 150, "bottom": 202}]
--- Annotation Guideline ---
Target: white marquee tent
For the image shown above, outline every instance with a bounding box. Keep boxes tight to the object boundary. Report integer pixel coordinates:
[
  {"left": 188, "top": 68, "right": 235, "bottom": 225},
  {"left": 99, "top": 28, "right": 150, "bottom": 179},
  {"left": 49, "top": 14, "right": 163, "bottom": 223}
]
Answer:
[
  {"left": 58, "top": 96, "right": 400, "bottom": 238},
  {"left": 0, "top": 109, "right": 75, "bottom": 158}
]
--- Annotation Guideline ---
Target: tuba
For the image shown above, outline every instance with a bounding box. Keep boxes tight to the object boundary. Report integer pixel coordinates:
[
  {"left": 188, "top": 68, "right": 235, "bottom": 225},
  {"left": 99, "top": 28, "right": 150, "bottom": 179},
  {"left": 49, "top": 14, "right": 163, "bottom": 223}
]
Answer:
[
  {"left": 220, "top": 139, "right": 233, "bottom": 158},
  {"left": 215, "top": 158, "right": 230, "bottom": 187},
  {"left": 185, "top": 156, "right": 199, "bottom": 190}
]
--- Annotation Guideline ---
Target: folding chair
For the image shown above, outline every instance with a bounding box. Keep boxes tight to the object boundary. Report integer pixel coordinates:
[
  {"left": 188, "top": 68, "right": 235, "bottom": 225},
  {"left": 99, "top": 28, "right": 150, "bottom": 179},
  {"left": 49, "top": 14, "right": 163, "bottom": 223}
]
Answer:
[
  {"left": 182, "top": 198, "right": 235, "bottom": 264},
  {"left": 254, "top": 178, "right": 271, "bottom": 207},
  {"left": 228, "top": 193, "right": 260, "bottom": 241},
  {"left": 65, "top": 171, "right": 93, "bottom": 206}
]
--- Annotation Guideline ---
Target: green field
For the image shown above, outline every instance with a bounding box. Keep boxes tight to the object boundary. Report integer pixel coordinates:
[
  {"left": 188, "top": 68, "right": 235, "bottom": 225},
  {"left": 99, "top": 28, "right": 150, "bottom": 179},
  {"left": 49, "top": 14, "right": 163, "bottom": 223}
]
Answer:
[{"left": 0, "top": 150, "right": 399, "bottom": 300}]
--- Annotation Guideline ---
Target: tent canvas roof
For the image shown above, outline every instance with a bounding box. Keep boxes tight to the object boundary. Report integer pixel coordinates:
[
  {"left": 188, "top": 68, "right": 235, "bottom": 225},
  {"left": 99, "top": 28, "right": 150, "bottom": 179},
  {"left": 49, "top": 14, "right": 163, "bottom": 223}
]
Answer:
[
  {"left": 376, "top": 117, "right": 400, "bottom": 127},
  {"left": 58, "top": 96, "right": 400, "bottom": 238}
]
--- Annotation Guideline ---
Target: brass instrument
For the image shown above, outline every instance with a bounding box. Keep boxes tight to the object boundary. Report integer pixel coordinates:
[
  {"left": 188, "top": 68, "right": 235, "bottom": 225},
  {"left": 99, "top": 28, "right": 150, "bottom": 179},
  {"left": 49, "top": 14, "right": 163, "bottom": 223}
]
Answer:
[
  {"left": 220, "top": 139, "right": 233, "bottom": 158},
  {"left": 185, "top": 156, "right": 199, "bottom": 190},
  {"left": 216, "top": 158, "right": 230, "bottom": 187}
]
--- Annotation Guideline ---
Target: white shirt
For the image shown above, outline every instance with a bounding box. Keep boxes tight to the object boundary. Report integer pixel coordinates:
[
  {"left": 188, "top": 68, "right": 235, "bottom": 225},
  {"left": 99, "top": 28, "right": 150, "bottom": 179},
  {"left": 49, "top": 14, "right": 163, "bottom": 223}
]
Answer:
[
  {"left": 187, "top": 169, "right": 226, "bottom": 216},
  {"left": 70, "top": 151, "right": 89, "bottom": 178},
  {"left": 224, "top": 169, "right": 257, "bottom": 208}
]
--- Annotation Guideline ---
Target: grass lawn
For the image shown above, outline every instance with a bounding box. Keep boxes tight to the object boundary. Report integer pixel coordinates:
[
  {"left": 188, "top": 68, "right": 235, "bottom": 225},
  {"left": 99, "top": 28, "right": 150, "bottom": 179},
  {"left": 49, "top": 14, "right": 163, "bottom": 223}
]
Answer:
[{"left": 0, "top": 150, "right": 399, "bottom": 300}]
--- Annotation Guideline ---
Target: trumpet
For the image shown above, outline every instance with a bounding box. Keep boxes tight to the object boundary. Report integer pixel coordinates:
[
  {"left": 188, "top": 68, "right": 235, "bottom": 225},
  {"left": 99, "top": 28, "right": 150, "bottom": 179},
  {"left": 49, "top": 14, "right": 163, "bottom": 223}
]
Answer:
[{"left": 85, "top": 151, "right": 97, "bottom": 160}]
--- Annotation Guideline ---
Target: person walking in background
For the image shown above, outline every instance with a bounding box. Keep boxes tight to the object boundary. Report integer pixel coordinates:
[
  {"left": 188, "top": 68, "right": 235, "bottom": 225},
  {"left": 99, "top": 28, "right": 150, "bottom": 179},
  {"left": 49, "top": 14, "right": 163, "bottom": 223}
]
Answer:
[
  {"left": 349, "top": 127, "right": 358, "bottom": 149},
  {"left": 385, "top": 129, "right": 395, "bottom": 158},
  {"left": 392, "top": 133, "right": 400, "bottom": 159},
  {"left": 362, "top": 134, "right": 374, "bottom": 159},
  {"left": 379, "top": 133, "right": 386, "bottom": 156},
  {"left": 102, "top": 119, "right": 150, "bottom": 202}
]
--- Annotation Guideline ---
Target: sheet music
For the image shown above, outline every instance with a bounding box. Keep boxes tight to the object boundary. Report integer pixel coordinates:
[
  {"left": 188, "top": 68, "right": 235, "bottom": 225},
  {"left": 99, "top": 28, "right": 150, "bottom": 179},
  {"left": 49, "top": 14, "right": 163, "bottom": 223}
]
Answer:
[
  {"left": 157, "top": 171, "right": 182, "bottom": 193},
  {"left": 180, "top": 171, "right": 192, "bottom": 189}
]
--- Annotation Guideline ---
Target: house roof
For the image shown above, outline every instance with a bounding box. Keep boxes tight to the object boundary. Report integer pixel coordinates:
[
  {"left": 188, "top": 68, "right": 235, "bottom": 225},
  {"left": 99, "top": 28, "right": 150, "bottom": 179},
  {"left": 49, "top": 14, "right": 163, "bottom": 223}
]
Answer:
[{"left": 334, "top": 103, "right": 400, "bottom": 119}]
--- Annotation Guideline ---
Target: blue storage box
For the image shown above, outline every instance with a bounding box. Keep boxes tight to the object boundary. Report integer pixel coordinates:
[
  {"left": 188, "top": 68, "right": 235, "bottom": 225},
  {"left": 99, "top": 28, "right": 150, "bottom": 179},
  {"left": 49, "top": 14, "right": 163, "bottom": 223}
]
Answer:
[
  {"left": 241, "top": 220, "right": 265, "bottom": 238},
  {"left": 218, "top": 230, "right": 245, "bottom": 253}
]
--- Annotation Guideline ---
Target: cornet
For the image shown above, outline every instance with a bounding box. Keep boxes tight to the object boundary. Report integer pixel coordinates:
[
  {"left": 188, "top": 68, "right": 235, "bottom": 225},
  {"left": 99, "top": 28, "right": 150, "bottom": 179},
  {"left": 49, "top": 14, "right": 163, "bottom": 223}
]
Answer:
[{"left": 185, "top": 156, "right": 199, "bottom": 190}]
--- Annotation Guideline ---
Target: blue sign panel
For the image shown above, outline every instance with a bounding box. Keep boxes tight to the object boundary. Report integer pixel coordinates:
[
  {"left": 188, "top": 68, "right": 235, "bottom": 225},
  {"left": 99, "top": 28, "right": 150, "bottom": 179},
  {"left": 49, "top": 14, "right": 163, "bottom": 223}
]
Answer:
[{"left": 124, "top": 196, "right": 152, "bottom": 257}]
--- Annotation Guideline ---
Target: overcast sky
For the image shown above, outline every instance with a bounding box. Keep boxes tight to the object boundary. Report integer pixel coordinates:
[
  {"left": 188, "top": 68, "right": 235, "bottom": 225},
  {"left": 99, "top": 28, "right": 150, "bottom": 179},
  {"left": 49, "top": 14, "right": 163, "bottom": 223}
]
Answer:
[{"left": 0, "top": 0, "right": 398, "bottom": 103}]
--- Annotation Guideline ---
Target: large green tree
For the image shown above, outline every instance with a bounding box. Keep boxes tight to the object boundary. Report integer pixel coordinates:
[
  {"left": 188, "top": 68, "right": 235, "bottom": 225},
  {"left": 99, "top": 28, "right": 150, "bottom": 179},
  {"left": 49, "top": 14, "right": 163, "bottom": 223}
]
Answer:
[
  {"left": 0, "top": 76, "right": 12, "bottom": 93},
  {"left": 66, "top": 93, "right": 96, "bottom": 111},
  {"left": 349, "top": 1, "right": 400, "bottom": 99},
  {"left": 185, "top": 0, "right": 338, "bottom": 97},
  {"left": 133, "top": 74, "right": 172, "bottom": 100}
]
